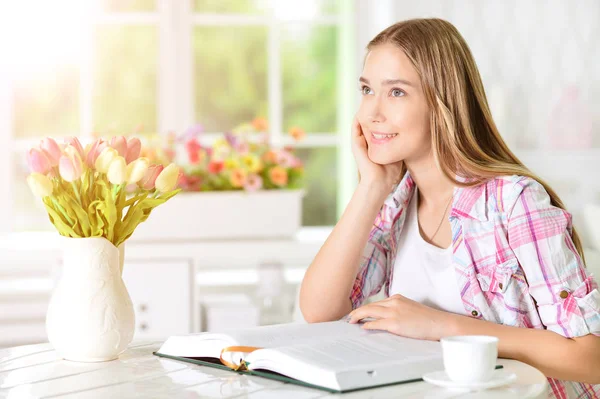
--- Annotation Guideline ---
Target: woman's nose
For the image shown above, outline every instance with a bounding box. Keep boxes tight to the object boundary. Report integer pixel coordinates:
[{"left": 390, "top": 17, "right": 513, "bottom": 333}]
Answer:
[{"left": 366, "top": 96, "right": 386, "bottom": 124}]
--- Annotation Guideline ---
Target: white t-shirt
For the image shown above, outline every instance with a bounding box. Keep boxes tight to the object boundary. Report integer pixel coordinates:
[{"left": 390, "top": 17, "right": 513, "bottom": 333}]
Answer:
[{"left": 389, "top": 189, "right": 467, "bottom": 315}]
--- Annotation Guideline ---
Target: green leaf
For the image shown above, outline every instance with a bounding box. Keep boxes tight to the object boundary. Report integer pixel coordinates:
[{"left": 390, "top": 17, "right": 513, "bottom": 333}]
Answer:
[
  {"left": 116, "top": 204, "right": 144, "bottom": 246},
  {"left": 88, "top": 200, "right": 106, "bottom": 237},
  {"left": 43, "top": 197, "right": 79, "bottom": 237},
  {"left": 123, "top": 192, "right": 148, "bottom": 208},
  {"left": 99, "top": 189, "right": 118, "bottom": 243},
  {"left": 114, "top": 188, "right": 182, "bottom": 246},
  {"left": 60, "top": 193, "right": 91, "bottom": 236}
]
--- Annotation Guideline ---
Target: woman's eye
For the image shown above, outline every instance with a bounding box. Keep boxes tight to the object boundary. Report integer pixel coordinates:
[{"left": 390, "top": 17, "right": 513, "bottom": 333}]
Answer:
[
  {"left": 391, "top": 89, "right": 405, "bottom": 97},
  {"left": 361, "top": 86, "right": 372, "bottom": 95}
]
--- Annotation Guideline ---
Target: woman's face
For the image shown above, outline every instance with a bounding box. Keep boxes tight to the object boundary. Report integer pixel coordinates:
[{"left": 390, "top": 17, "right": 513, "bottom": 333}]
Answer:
[{"left": 357, "top": 43, "right": 431, "bottom": 165}]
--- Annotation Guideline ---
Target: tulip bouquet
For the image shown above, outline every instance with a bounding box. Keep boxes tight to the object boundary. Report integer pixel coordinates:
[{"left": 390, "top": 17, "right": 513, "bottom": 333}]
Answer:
[
  {"left": 26, "top": 136, "right": 181, "bottom": 247},
  {"left": 143, "top": 118, "right": 305, "bottom": 192}
]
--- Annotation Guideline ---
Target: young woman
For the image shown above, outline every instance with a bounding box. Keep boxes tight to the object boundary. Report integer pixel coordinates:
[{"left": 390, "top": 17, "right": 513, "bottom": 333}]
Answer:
[{"left": 299, "top": 18, "right": 600, "bottom": 398}]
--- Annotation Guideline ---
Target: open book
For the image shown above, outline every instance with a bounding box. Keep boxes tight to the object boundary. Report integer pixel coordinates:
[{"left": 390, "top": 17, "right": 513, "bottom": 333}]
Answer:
[{"left": 154, "top": 320, "right": 445, "bottom": 393}]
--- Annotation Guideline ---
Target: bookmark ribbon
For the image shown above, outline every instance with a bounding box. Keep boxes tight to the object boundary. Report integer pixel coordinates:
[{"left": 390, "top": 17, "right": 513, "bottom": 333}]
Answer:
[{"left": 220, "top": 346, "right": 261, "bottom": 371}]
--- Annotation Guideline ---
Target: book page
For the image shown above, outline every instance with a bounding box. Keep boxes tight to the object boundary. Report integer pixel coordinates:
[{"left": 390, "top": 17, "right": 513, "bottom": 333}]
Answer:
[
  {"left": 219, "top": 320, "right": 368, "bottom": 349},
  {"left": 245, "top": 331, "right": 443, "bottom": 391},
  {"left": 157, "top": 335, "right": 235, "bottom": 359},
  {"left": 249, "top": 332, "right": 442, "bottom": 372},
  {"left": 157, "top": 320, "right": 364, "bottom": 360}
]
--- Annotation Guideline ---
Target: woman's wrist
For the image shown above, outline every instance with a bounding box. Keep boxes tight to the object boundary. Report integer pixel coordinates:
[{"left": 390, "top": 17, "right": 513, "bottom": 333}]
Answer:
[
  {"left": 357, "top": 179, "right": 391, "bottom": 201},
  {"left": 440, "top": 312, "right": 464, "bottom": 338}
]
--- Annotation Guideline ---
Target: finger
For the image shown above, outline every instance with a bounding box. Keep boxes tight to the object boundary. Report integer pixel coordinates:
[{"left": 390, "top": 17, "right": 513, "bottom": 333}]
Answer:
[
  {"left": 348, "top": 305, "right": 392, "bottom": 324},
  {"left": 351, "top": 115, "right": 363, "bottom": 139},
  {"left": 349, "top": 302, "right": 387, "bottom": 315},
  {"left": 354, "top": 133, "right": 367, "bottom": 148},
  {"left": 348, "top": 304, "right": 381, "bottom": 323},
  {"left": 361, "top": 318, "right": 395, "bottom": 332}
]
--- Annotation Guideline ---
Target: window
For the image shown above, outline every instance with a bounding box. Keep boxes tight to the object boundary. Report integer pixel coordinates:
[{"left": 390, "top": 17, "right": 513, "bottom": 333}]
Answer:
[
  {"left": 190, "top": 0, "right": 343, "bottom": 226},
  {"left": 3, "top": 0, "right": 354, "bottom": 232},
  {"left": 93, "top": 25, "right": 158, "bottom": 134}
]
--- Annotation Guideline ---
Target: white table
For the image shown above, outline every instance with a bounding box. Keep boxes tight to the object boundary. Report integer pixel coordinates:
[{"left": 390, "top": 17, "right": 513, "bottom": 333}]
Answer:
[{"left": 0, "top": 342, "right": 548, "bottom": 398}]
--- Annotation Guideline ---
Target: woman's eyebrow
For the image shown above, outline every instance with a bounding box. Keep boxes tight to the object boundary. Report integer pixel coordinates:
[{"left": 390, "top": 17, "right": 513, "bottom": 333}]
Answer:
[{"left": 359, "top": 76, "right": 414, "bottom": 87}]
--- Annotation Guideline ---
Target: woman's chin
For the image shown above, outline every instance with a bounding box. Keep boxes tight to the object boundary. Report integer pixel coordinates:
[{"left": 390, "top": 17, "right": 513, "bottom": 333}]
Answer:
[{"left": 367, "top": 148, "right": 403, "bottom": 165}]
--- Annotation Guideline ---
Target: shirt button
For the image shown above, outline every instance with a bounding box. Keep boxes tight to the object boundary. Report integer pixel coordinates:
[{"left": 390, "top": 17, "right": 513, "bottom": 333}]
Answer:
[
  {"left": 471, "top": 310, "right": 479, "bottom": 317},
  {"left": 498, "top": 283, "right": 503, "bottom": 290},
  {"left": 559, "top": 290, "right": 569, "bottom": 299}
]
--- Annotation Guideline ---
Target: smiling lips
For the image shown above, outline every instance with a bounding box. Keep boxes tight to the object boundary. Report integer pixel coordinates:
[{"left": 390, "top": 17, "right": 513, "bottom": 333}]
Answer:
[{"left": 370, "top": 131, "right": 398, "bottom": 144}]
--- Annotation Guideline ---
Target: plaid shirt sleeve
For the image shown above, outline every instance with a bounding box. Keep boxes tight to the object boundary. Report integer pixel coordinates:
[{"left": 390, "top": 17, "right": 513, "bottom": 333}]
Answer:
[
  {"left": 507, "top": 177, "right": 600, "bottom": 338},
  {"left": 349, "top": 206, "right": 392, "bottom": 309}
]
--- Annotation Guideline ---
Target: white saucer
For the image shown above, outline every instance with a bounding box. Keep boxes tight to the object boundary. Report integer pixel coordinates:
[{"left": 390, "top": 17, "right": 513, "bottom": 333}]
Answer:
[{"left": 422, "top": 369, "right": 518, "bottom": 390}]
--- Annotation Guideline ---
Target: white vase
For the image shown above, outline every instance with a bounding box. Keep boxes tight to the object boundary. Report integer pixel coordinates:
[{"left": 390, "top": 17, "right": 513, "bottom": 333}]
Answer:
[{"left": 46, "top": 237, "right": 135, "bottom": 362}]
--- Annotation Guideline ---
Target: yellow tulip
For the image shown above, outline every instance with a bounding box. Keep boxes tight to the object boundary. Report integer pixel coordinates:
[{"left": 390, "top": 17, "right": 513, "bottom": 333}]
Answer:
[
  {"left": 126, "top": 157, "right": 149, "bottom": 184},
  {"left": 155, "top": 163, "right": 180, "bottom": 192},
  {"left": 27, "top": 173, "right": 53, "bottom": 198},
  {"left": 107, "top": 156, "right": 127, "bottom": 185},
  {"left": 95, "top": 147, "right": 119, "bottom": 174}
]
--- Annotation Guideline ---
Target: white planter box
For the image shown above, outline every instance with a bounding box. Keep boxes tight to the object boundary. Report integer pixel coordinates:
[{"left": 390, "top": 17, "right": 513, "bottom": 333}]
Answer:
[{"left": 130, "top": 190, "right": 304, "bottom": 241}]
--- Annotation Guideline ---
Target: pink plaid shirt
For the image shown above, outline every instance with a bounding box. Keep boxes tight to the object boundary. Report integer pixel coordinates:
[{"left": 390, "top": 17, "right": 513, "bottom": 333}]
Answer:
[{"left": 351, "top": 172, "right": 600, "bottom": 398}]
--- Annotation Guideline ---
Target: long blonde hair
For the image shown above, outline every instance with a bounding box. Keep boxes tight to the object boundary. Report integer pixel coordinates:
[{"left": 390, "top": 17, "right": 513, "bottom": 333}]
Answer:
[{"left": 367, "top": 18, "right": 586, "bottom": 264}]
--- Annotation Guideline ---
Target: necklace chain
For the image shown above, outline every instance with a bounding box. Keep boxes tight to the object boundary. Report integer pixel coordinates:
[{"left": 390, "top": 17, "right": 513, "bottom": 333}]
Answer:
[{"left": 420, "top": 193, "right": 453, "bottom": 243}]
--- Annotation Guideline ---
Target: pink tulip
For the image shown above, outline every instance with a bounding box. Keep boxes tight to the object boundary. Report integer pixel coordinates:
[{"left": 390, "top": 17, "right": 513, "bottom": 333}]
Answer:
[
  {"left": 139, "top": 164, "right": 163, "bottom": 190},
  {"left": 39, "top": 138, "right": 61, "bottom": 167},
  {"left": 58, "top": 154, "right": 83, "bottom": 182},
  {"left": 85, "top": 139, "right": 106, "bottom": 168},
  {"left": 125, "top": 138, "right": 141, "bottom": 164},
  {"left": 65, "top": 137, "right": 84, "bottom": 157},
  {"left": 125, "top": 183, "right": 138, "bottom": 193},
  {"left": 110, "top": 136, "right": 128, "bottom": 158},
  {"left": 27, "top": 148, "right": 51, "bottom": 174}
]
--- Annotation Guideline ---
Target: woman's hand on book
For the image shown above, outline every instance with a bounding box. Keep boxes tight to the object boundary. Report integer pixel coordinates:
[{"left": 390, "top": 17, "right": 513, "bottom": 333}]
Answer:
[
  {"left": 351, "top": 115, "right": 403, "bottom": 196},
  {"left": 347, "top": 294, "right": 454, "bottom": 341}
]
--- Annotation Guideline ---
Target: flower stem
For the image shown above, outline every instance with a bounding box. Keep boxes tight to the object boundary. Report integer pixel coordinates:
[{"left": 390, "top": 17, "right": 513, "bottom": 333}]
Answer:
[
  {"left": 111, "top": 184, "right": 120, "bottom": 201},
  {"left": 71, "top": 181, "right": 82, "bottom": 205},
  {"left": 51, "top": 197, "right": 74, "bottom": 226}
]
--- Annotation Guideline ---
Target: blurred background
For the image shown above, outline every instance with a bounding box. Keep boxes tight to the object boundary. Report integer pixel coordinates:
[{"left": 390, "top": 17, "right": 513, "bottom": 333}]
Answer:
[{"left": 0, "top": 0, "right": 599, "bottom": 347}]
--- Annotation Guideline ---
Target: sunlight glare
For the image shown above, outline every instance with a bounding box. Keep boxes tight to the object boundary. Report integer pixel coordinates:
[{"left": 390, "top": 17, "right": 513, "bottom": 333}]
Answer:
[
  {"left": 1, "top": 0, "right": 91, "bottom": 80},
  {"left": 273, "top": 0, "right": 319, "bottom": 21}
]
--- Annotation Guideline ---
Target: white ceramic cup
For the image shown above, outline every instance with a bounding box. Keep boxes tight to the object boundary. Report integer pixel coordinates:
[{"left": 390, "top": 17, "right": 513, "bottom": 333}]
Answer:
[{"left": 440, "top": 335, "right": 499, "bottom": 383}]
